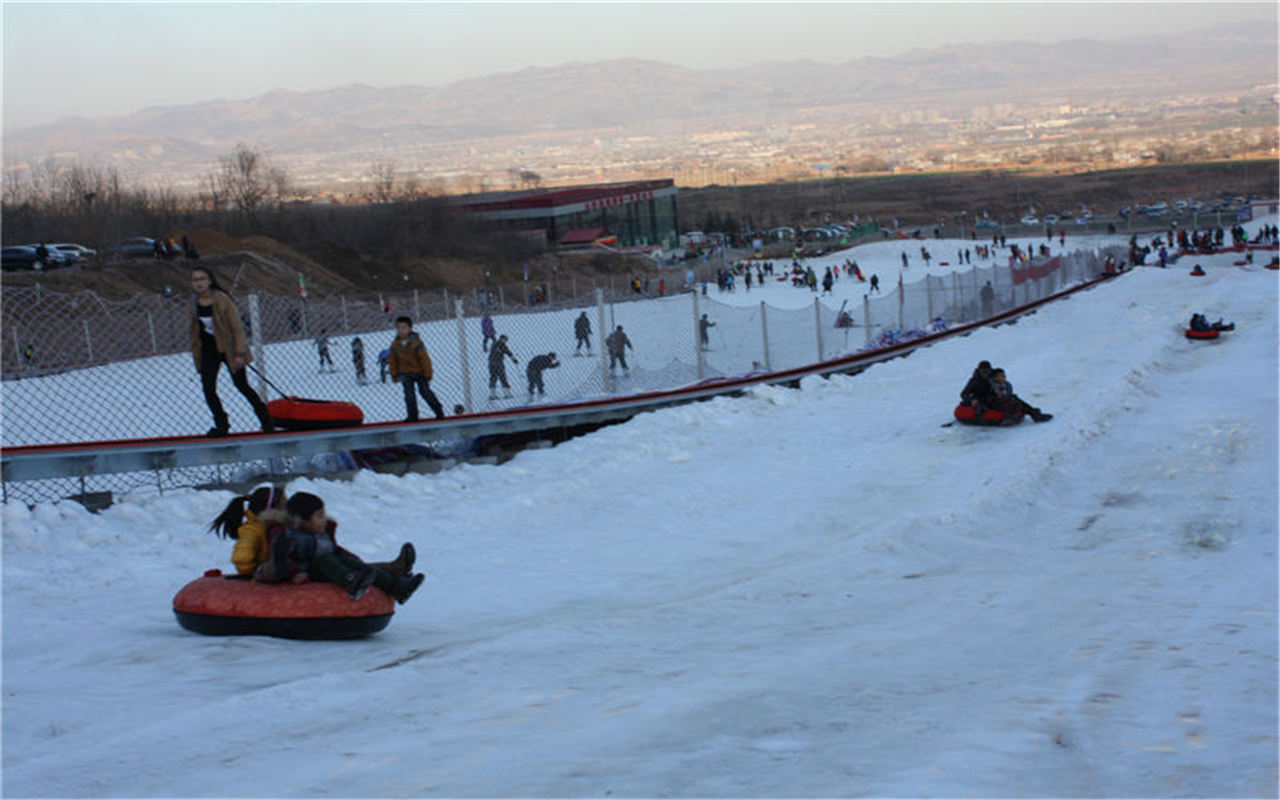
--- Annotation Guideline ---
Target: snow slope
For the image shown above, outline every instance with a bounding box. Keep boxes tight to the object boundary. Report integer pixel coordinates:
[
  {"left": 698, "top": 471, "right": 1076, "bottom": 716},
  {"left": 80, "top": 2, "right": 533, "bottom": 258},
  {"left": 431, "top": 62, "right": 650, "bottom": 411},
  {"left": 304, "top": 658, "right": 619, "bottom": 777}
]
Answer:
[{"left": 3, "top": 231, "right": 1278, "bottom": 797}]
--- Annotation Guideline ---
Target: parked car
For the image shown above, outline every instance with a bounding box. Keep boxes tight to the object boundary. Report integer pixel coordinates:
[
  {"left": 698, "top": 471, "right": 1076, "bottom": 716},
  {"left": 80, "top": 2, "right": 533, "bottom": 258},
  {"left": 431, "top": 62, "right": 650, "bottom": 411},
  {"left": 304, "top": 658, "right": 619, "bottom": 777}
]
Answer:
[
  {"left": 975, "top": 219, "right": 999, "bottom": 229},
  {"left": 49, "top": 243, "right": 97, "bottom": 262},
  {"left": 1044, "top": 214, "right": 1059, "bottom": 225},
  {"left": 1019, "top": 215, "right": 1039, "bottom": 226},
  {"left": 2, "top": 246, "right": 41, "bottom": 271},
  {"left": 106, "top": 237, "right": 160, "bottom": 259}
]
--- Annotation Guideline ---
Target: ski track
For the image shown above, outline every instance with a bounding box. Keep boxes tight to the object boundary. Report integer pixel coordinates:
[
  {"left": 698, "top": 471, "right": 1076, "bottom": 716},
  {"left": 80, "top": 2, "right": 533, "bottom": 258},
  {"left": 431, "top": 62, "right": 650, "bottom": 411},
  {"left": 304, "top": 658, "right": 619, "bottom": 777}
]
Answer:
[{"left": 3, "top": 224, "right": 1278, "bottom": 797}]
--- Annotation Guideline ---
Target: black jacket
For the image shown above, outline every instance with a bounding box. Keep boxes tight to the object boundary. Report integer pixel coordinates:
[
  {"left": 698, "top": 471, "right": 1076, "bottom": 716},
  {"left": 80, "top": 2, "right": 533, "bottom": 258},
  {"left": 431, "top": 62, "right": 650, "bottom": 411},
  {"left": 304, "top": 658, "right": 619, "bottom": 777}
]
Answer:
[{"left": 960, "top": 370, "right": 996, "bottom": 406}]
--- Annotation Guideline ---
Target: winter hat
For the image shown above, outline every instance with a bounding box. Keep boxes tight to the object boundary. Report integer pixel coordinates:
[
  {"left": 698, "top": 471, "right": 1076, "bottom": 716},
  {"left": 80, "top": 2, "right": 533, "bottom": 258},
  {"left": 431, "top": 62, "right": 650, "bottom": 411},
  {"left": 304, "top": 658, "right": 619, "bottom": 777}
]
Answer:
[{"left": 286, "top": 492, "right": 324, "bottom": 521}]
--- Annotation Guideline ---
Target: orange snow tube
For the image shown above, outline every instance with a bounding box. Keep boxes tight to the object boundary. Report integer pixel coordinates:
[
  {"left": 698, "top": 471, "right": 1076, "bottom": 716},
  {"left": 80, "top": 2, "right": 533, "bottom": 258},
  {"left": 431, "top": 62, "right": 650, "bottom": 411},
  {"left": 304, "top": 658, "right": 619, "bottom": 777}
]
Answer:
[
  {"left": 173, "top": 570, "right": 394, "bottom": 639},
  {"left": 267, "top": 396, "right": 363, "bottom": 430},
  {"left": 953, "top": 404, "right": 1013, "bottom": 426},
  {"left": 1184, "top": 329, "right": 1220, "bottom": 340}
]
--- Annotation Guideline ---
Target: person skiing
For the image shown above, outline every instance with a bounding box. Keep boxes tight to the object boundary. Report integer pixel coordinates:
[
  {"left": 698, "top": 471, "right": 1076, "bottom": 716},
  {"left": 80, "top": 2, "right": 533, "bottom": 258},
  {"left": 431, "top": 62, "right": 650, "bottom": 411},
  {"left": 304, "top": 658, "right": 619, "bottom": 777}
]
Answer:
[
  {"left": 574, "top": 311, "right": 592, "bottom": 355},
  {"left": 606, "top": 325, "right": 633, "bottom": 372},
  {"left": 388, "top": 316, "right": 446, "bottom": 421},
  {"left": 822, "top": 268, "right": 833, "bottom": 294},
  {"left": 699, "top": 313, "right": 716, "bottom": 350},
  {"left": 188, "top": 267, "right": 274, "bottom": 436},
  {"left": 869, "top": 274, "right": 880, "bottom": 293},
  {"left": 481, "top": 312, "right": 497, "bottom": 353},
  {"left": 488, "top": 333, "right": 518, "bottom": 399},
  {"left": 315, "top": 330, "right": 335, "bottom": 373},
  {"left": 525, "top": 352, "right": 560, "bottom": 399},
  {"left": 351, "top": 337, "right": 367, "bottom": 385}
]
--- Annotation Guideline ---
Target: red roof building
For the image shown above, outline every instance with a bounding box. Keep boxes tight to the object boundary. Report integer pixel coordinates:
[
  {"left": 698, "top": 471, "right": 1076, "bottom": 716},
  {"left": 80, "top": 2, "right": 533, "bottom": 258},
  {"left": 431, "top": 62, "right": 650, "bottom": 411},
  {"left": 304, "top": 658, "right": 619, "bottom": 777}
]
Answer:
[{"left": 458, "top": 179, "right": 678, "bottom": 249}]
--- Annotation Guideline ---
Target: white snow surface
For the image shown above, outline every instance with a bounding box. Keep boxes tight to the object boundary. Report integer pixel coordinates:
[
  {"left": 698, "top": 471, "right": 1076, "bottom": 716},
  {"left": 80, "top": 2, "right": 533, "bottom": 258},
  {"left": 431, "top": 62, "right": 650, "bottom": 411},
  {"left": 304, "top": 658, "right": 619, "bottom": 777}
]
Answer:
[{"left": 3, "top": 226, "right": 1278, "bottom": 798}]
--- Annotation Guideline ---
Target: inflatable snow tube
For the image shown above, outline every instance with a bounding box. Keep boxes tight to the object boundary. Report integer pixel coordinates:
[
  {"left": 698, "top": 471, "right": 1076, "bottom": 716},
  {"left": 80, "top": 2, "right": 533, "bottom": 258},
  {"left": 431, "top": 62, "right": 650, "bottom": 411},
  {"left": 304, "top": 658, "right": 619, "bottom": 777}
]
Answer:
[
  {"left": 953, "top": 404, "right": 1015, "bottom": 426},
  {"left": 1265, "top": 262, "right": 1278, "bottom": 270},
  {"left": 267, "top": 396, "right": 364, "bottom": 431},
  {"left": 1184, "top": 329, "right": 1220, "bottom": 340},
  {"left": 173, "top": 570, "right": 394, "bottom": 639},
  {"left": 1190, "top": 269, "right": 1206, "bottom": 276}
]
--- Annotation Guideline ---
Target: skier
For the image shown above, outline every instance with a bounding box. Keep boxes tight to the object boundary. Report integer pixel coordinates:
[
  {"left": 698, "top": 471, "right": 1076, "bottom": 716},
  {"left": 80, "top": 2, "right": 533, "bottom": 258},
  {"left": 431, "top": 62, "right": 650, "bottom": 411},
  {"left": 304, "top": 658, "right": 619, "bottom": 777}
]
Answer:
[
  {"left": 351, "top": 337, "right": 367, "bottom": 385},
  {"left": 869, "top": 274, "right": 880, "bottom": 293},
  {"left": 606, "top": 325, "right": 632, "bottom": 372},
  {"left": 822, "top": 268, "right": 833, "bottom": 294},
  {"left": 699, "top": 313, "right": 716, "bottom": 350},
  {"left": 488, "top": 333, "right": 518, "bottom": 399},
  {"left": 481, "top": 312, "right": 497, "bottom": 353},
  {"left": 315, "top": 330, "right": 335, "bottom": 373},
  {"left": 526, "top": 352, "right": 560, "bottom": 399},
  {"left": 389, "top": 316, "right": 446, "bottom": 421},
  {"left": 574, "top": 311, "right": 592, "bottom": 355}
]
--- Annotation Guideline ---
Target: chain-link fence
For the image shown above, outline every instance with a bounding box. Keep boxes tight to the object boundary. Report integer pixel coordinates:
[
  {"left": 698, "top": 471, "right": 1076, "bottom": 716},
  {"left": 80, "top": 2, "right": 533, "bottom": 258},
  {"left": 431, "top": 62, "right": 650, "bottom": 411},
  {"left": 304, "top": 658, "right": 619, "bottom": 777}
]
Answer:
[{"left": 2, "top": 246, "right": 1118, "bottom": 456}]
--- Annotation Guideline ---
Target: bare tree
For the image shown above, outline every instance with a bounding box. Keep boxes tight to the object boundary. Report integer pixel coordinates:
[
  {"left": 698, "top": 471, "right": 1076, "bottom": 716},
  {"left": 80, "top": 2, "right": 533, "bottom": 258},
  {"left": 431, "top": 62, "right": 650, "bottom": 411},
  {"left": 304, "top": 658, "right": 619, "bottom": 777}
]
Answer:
[
  {"left": 370, "top": 161, "right": 396, "bottom": 203},
  {"left": 216, "top": 143, "right": 287, "bottom": 219}
]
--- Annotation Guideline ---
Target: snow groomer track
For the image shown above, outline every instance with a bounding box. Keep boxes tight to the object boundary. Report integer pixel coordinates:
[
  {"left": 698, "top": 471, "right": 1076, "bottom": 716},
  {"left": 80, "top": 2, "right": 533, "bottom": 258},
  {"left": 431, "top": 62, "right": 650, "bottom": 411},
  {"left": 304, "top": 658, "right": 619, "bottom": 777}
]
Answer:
[{"left": 1, "top": 273, "right": 1115, "bottom": 486}]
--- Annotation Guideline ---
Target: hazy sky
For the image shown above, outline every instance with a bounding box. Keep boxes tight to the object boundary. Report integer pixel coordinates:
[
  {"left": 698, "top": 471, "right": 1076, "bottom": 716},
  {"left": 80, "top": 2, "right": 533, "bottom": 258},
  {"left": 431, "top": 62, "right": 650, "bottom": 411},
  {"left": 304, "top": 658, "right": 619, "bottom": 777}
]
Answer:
[{"left": 2, "top": 1, "right": 1273, "bottom": 131}]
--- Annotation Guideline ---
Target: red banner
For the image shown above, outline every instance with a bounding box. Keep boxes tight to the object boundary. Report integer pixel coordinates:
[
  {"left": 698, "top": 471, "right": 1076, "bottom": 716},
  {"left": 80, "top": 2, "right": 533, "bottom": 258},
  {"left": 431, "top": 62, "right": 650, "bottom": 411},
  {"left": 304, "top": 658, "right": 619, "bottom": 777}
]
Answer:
[{"left": 1012, "top": 256, "right": 1060, "bottom": 285}]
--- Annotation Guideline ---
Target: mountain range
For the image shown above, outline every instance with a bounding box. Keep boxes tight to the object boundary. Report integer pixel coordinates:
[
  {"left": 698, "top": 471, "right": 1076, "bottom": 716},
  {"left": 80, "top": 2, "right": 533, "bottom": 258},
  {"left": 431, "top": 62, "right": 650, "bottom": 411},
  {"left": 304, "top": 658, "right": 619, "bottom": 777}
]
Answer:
[{"left": 3, "top": 22, "right": 1275, "bottom": 186}]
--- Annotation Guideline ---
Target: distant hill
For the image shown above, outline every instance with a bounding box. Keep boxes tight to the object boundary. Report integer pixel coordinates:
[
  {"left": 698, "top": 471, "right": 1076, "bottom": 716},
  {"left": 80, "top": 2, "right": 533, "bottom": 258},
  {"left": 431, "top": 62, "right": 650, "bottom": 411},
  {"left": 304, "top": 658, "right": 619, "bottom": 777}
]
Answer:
[{"left": 3, "top": 23, "right": 1275, "bottom": 185}]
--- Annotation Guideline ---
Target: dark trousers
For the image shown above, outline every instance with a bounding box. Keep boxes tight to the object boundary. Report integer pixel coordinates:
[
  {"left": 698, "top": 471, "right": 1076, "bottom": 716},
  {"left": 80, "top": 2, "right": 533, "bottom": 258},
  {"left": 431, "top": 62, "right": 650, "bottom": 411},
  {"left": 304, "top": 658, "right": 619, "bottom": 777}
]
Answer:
[
  {"left": 489, "top": 364, "right": 509, "bottom": 390},
  {"left": 401, "top": 373, "right": 444, "bottom": 420},
  {"left": 609, "top": 351, "right": 628, "bottom": 370},
  {"left": 575, "top": 333, "right": 591, "bottom": 352},
  {"left": 309, "top": 551, "right": 397, "bottom": 594},
  {"left": 200, "top": 346, "right": 270, "bottom": 432},
  {"left": 527, "top": 372, "right": 545, "bottom": 396}
]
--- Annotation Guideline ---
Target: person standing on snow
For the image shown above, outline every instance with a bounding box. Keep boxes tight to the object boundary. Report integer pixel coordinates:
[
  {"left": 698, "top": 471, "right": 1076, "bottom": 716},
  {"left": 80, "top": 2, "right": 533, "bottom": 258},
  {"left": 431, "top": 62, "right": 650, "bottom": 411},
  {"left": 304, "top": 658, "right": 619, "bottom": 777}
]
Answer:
[
  {"left": 351, "top": 337, "right": 367, "bottom": 385},
  {"left": 869, "top": 274, "right": 880, "bottom": 293},
  {"left": 699, "top": 313, "right": 716, "bottom": 350},
  {"left": 606, "top": 325, "right": 633, "bottom": 372},
  {"left": 388, "top": 316, "right": 446, "bottom": 421},
  {"left": 525, "top": 352, "right": 560, "bottom": 399},
  {"left": 315, "top": 330, "right": 335, "bottom": 373},
  {"left": 481, "top": 312, "right": 497, "bottom": 353},
  {"left": 574, "top": 311, "right": 592, "bottom": 355},
  {"left": 488, "top": 333, "right": 518, "bottom": 398}
]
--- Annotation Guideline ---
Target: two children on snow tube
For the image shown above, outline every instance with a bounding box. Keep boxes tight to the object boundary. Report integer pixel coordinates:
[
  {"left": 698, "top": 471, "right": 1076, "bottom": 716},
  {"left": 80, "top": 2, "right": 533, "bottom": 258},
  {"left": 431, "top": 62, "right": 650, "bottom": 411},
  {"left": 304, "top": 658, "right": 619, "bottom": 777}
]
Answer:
[{"left": 208, "top": 487, "right": 424, "bottom": 604}]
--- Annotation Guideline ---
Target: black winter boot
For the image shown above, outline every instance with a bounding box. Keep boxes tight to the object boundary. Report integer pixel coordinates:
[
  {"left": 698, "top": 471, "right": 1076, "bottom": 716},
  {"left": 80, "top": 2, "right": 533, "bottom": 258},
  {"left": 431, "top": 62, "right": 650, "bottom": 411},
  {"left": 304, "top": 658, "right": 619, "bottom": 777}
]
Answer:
[{"left": 391, "top": 573, "right": 425, "bottom": 605}]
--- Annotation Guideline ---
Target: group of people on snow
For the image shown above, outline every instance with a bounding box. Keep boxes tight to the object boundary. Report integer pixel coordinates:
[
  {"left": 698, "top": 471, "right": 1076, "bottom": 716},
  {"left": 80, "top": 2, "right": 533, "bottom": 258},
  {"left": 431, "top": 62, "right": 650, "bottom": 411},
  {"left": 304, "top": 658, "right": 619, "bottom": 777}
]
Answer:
[{"left": 209, "top": 486, "right": 425, "bottom": 605}]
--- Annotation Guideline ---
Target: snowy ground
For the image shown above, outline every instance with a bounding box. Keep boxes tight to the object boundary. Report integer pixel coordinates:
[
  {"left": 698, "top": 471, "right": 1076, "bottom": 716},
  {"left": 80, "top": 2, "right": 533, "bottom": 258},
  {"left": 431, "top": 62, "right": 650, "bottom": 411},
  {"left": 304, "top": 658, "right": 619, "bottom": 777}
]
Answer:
[{"left": 2, "top": 222, "right": 1278, "bottom": 797}]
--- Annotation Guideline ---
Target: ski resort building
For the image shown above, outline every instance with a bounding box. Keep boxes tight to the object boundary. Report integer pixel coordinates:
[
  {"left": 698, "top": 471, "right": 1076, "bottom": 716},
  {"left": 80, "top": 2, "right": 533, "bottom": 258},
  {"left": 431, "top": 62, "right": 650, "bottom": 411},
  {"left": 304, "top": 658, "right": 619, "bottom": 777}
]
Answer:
[{"left": 458, "top": 179, "right": 678, "bottom": 249}]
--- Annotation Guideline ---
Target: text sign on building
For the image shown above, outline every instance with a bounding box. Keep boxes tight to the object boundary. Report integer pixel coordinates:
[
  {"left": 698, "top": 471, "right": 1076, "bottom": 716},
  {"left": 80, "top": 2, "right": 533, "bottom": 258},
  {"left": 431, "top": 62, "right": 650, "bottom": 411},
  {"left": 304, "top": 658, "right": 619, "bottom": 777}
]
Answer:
[{"left": 586, "top": 191, "right": 653, "bottom": 211}]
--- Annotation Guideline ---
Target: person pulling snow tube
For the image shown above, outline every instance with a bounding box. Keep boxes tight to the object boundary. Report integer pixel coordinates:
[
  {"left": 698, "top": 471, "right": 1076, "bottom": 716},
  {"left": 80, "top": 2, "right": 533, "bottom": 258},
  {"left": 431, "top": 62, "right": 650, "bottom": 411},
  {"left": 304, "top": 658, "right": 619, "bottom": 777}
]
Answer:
[
  {"left": 953, "top": 404, "right": 1022, "bottom": 426},
  {"left": 267, "top": 396, "right": 364, "bottom": 431},
  {"left": 173, "top": 569, "right": 394, "bottom": 639}
]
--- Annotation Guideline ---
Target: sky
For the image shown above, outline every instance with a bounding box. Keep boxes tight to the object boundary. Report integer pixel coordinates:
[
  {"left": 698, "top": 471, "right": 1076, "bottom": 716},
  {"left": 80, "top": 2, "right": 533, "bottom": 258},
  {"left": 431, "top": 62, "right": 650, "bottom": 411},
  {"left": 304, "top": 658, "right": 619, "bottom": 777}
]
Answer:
[{"left": 1, "top": 1, "right": 1274, "bottom": 131}]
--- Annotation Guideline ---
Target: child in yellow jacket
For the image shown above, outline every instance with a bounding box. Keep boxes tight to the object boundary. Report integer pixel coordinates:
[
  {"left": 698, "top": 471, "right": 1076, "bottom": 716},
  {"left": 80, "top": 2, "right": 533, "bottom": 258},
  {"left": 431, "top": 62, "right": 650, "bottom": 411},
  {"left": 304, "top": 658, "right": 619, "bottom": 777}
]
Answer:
[{"left": 208, "top": 485, "right": 289, "bottom": 576}]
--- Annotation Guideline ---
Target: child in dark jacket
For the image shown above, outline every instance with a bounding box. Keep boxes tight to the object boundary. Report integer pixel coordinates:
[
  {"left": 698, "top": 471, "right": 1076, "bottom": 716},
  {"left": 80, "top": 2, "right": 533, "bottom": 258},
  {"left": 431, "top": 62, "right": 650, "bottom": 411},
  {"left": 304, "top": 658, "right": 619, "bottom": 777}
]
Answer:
[{"left": 269, "top": 493, "right": 425, "bottom": 604}]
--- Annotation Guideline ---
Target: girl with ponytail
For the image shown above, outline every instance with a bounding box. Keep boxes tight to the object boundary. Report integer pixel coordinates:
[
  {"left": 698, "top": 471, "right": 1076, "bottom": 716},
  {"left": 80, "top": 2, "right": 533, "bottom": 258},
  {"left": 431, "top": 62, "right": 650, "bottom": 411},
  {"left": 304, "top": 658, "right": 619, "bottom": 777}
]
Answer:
[{"left": 208, "top": 485, "right": 289, "bottom": 576}]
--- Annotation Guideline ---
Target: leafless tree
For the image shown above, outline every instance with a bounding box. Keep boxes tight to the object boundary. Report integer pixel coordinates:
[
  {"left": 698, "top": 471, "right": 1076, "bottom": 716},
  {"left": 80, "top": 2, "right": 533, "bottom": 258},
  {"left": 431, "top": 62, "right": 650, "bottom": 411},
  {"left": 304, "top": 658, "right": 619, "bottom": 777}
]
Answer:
[
  {"left": 216, "top": 143, "right": 288, "bottom": 219},
  {"left": 370, "top": 161, "right": 396, "bottom": 203}
]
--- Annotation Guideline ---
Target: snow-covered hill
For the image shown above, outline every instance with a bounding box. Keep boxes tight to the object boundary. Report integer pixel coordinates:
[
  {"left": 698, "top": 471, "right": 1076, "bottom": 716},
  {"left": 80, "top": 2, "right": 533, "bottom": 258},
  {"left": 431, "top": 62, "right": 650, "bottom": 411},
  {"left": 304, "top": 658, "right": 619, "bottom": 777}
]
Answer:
[{"left": 2, "top": 226, "right": 1277, "bottom": 797}]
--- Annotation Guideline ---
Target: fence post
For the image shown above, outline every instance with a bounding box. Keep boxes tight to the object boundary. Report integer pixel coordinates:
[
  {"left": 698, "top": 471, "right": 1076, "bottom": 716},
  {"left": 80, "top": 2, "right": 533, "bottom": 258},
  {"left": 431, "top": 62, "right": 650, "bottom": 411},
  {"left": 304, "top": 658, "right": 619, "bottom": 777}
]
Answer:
[
  {"left": 897, "top": 280, "right": 904, "bottom": 332},
  {"left": 952, "top": 273, "right": 961, "bottom": 321},
  {"left": 83, "top": 320, "right": 94, "bottom": 362},
  {"left": 571, "top": 277, "right": 577, "bottom": 302},
  {"left": 596, "top": 288, "right": 611, "bottom": 393},
  {"left": 455, "top": 299, "right": 472, "bottom": 413},
  {"left": 814, "top": 297, "right": 825, "bottom": 362},
  {"left": 442, "top": 288, "right": 449, "bottom": 317},
  {"left": 249, "top": 293, "right": 266, "bottom": 398},
  {"left": 413, "top": 289, "right": 421, "bottom": 322},
  {"left": 926, "top": 276, "right": 934, "bottom": 322},
  {"left": 863, "top": 294, "right": 872, "bottom": 348},
  {"left": 693, "top": 291, "right": 704, "bottom": 380},
  {"left": 499, "top": 285, "right": 505, "bottom": 309},
  {"left": 760, "top": 301, "right": 771, "bottom": 372},
  {"left": 341, "top": 295, "right": 349, "bottom": 332},
  {"left": 147, "top": 312, "right": 158, "bottom": 354}
]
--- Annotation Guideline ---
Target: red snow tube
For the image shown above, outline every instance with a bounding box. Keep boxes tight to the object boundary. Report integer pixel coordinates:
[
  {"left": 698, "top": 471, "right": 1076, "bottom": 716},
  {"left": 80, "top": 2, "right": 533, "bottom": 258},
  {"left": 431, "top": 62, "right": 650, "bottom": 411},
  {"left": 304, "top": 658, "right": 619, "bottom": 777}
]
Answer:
[
  {"left": 173, "top": 570, "right": 394, "bottom": 639},
  {"left": 1266, "top": 262, "right": 1278, "bottom": 270},
  {"left": 1190, "top": 269, "right": 1206, "bottom": 276},
  {"left": 1232, "top": 260, "right": 1247, "bottom": 266},
  {"left": 1184, "top": 328, "right": 1220, "bottom": 340},
  {"left": 267, "top": 396, "right": 363, "bottom": 431},
  {"left": 953, "top": 404, "right": 1015, "bottom": 426}
]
